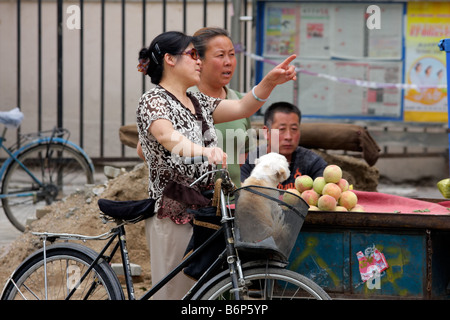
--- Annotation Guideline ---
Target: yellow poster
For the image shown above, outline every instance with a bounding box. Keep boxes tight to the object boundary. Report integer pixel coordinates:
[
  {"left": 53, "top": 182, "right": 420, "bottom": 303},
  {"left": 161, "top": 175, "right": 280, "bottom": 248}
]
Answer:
[{"left": 404, "top": 2, "right": 449, "bottom": 122}]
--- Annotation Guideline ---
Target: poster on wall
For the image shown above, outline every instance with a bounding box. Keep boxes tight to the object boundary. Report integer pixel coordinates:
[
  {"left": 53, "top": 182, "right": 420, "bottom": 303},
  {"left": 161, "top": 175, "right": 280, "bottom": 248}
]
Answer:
[
  {"left": 298, "top": 4, "right": 331, "bottom": 58},
  {"left": 258, "top": 2, "right": 405, "bottom": 120},
  {"left": 331, "top": 3, "right": 403, "bottom": 60},
  {"left": 261, "top": 58, "right": 403, "bottom": 119},
  {"left": 264, "top": 4, "right": 300, "bottom": 56},
  {"left": 263, "top": 3, "right": 331, "bottom": 58},
  {"left": 404, "top": 2, "right": 449, "bottom": 122}
]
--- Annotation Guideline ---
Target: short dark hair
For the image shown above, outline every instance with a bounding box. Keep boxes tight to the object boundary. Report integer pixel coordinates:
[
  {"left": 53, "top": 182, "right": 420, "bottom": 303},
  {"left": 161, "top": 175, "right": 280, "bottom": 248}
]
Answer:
[
  {"left": 139, "top": 31, "right": 193, "bottom": 84},
  {"left": 264, "top": 102, "right": 302, "bottom": 127},
  {"left": 192, "top": 27, "right": 231, "bottom": 59}
]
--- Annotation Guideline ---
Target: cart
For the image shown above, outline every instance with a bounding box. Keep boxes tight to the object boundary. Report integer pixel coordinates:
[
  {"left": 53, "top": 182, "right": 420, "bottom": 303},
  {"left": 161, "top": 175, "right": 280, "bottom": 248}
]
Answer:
[{"left": 289, "top": 203, "right": 450, "bottom": 299}]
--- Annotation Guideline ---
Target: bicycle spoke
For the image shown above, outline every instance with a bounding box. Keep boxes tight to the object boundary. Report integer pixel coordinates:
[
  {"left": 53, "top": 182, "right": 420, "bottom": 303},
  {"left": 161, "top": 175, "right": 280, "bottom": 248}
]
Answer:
[
  {"left": 196, "top": 267, "right": 330, "bottom": 300},
  {"left": 3, "top": 248, "right": 121, "bottom": 300}
]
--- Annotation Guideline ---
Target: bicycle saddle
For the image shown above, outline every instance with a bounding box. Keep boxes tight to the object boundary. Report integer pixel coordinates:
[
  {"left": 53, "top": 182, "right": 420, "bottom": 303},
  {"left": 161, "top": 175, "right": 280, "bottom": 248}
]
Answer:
[
  {"left": 0, "top": 108, "right": 24, "bottom": 128},
  {"left": 98, "top": 198, "right": 156, "bottom": 223}
]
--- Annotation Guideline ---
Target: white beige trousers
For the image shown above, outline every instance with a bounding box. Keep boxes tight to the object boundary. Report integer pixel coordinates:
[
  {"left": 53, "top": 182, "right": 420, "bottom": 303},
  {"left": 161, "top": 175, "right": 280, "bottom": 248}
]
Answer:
[{"left": 145, "top": 215, "right": 196, "bottom": 300}]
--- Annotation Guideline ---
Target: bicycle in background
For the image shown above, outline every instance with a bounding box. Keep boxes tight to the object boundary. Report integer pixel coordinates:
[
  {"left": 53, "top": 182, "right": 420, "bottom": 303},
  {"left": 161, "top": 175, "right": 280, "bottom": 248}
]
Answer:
[{"left": 0, "top": 108, "right": 95, "bottom": 232}]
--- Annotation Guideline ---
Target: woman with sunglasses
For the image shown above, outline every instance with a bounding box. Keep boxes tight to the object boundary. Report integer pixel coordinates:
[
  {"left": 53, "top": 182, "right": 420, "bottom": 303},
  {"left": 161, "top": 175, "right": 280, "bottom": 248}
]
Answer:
[{"left": 136, "top": 31, "right": 296, "bottom": 299}]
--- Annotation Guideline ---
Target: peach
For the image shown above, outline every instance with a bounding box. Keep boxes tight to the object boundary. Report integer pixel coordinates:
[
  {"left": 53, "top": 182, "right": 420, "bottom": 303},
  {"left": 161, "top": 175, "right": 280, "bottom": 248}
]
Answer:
[
  {"left": 339, "top": 190, "right": 358, "bottom": 210},
  {"left": 350, "top": 204, "right": 365, "bottom": 212},
  {"left": 337, "top": 178, "right": 349, "bottom": 192},
  {"left": 313, "top": 177, "right": 326, "bottom": 195},
  {"left": 317, "top": 194, "right": 336, "bottom": 211},
  {"left": 308, "top": 205, "right": 319, "bottom": 211},
  {"left": 335, "top": 206, "right": 348, "bottom": 212},
  {"left": 301, "top": 189, "right": 320, "bottom": 206},
  {"left": 295, "top": 175, "right": 313, "bottom": 193},
  {"left": 322, "top": 183, "right": 342, "bottom": 201},
  {"left": 283, "top": 189, "right": 301, "bottom": 206},
  {"left": 323, "top": 165, "right": 342, "bottom": 183}
]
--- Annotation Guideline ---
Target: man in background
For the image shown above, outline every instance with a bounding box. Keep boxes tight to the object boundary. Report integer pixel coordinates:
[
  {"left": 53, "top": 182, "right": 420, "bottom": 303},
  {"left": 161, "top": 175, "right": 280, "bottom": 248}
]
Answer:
[{"left": 240, "top": 101, "right": 328, "bottom": 190}]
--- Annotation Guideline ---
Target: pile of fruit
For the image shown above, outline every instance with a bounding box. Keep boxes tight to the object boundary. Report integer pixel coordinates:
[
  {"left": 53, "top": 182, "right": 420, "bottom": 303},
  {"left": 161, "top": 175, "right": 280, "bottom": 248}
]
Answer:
[{"left": 285, "top": 164, "right": 364, "bottom": 212}]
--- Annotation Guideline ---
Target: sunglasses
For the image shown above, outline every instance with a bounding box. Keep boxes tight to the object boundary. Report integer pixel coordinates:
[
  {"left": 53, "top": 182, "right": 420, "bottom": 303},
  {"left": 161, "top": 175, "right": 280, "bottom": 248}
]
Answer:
[{"left": 180, "top": 48, "right": 199, "bottom": 61}]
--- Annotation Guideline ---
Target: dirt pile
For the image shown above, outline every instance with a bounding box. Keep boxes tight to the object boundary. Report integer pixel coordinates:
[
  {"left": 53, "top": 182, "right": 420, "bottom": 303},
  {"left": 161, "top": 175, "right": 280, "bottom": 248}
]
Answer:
[
  {"left": 314, "top": 150, "right": 379, "bottom": 192},
  {"left": 0, "top": 162, "right": 153, "bottom": 297}
]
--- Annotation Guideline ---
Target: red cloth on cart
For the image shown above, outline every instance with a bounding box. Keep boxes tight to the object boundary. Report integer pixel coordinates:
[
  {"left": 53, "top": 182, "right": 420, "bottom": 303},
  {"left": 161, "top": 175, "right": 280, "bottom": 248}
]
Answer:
[
  {"left": 229, "top": 191, "right": 450, "bottom": 214},
  {"left": 438, "top": 200, "right": 450, "bottom": 208},
  {"left": 354, "top": 190, "right": 450, "bottom": 215}
]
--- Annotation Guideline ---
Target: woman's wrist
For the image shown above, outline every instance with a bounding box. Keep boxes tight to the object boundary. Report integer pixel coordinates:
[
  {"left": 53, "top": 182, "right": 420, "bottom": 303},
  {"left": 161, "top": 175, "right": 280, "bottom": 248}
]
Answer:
[
  {"left": 201, "top": 147, "right": 212, "bottom": 159},
  {"left": 251, "top": 85, "right": 269, "bottom": 102}
]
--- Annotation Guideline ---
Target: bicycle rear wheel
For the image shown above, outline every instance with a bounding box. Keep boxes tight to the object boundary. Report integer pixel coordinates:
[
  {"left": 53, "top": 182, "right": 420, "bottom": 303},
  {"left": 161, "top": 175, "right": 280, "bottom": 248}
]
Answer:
[
  {"left": 1, "top": 243, "right": 124, "bottom": 300},
  {"left": 1, "top": 142, "right": 94, "bottom": 232},
  {"left": 195, "top": 267, "right": 331, "bottom": 300}
]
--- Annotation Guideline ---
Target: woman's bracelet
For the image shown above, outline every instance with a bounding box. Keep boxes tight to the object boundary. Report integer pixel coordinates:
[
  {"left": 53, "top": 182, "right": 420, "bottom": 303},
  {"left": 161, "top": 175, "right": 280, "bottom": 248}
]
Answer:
[{"left": 251, "top": 86, "right": 268, "bottom": 102}]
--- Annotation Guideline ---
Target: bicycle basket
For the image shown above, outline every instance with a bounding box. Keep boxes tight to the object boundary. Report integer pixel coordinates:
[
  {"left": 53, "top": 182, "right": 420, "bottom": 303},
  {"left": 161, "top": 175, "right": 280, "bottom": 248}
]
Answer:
[{"left": 233, "top": 186, "right": 309, "bottom": 262}]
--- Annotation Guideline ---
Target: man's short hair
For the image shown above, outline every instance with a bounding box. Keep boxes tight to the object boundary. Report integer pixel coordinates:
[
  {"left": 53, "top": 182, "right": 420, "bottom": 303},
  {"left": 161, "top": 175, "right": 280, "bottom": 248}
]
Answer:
[{"left": 264, "top": 102, "right": 302, "bottom": 127}]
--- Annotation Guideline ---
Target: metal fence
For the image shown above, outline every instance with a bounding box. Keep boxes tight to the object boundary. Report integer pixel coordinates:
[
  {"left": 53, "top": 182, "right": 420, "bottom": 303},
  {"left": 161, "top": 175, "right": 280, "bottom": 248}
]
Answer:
[{"left": 1, "top": 0, "right": 252, "bottom": 162}]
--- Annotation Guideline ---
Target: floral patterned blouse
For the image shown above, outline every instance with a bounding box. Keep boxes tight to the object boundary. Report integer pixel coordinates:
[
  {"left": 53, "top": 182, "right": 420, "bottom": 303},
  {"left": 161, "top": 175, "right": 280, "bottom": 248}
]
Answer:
[{"left": 136, "top": 85, "right": 221, "bottom": 224}]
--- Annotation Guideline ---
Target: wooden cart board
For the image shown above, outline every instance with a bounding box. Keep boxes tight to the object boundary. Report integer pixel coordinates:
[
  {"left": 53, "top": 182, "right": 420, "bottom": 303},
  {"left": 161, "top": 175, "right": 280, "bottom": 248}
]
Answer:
[{"left": 289, "top": 206, "right": 450, "bottom": 299}]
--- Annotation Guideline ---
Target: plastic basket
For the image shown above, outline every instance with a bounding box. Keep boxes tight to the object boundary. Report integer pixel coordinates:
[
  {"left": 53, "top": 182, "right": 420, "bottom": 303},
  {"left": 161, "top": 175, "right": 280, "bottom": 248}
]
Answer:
[{"left": 233, "top": 185, "right": 309, "bottom": 262}]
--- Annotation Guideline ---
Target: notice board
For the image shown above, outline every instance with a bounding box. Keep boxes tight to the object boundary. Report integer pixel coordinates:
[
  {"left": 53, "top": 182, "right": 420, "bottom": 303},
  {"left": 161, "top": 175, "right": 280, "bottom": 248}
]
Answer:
[{"left": 254, "top": 1, "right": 448, "bottom": 122}]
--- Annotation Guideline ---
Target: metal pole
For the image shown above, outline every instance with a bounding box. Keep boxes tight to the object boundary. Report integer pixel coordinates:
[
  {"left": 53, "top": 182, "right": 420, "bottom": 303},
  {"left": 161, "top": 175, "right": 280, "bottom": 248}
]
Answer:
[
  {"left": 17, "top": 0, "right": 21, "bottom": 112},
  {"left": 121, "top": 0, "right": 126, "bottom": 157},
  {"left": 438, "top": 39, "right": 450, "bottom": 174},
  {"left": 38, "top": 0, "right": 42, "bottom": 131},
  {"left": 100, "top": 0, "right": 105, "bottom": 157},
  {"left": 57, "top": 0, "right": 63, "bottom": 129},
  {"left": 16, "top": 0, "right": 21, "bottom": 145},
  {"left": 79, "top": 0, "right": 84, "bottom": 148},
  {"left": 230, "top": 0, "right": 241, "bottom": 91}
]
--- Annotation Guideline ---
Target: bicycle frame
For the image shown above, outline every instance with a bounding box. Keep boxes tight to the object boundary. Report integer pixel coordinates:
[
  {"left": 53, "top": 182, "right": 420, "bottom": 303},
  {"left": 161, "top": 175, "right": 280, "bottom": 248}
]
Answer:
[{"left": 32, "top": 171, "right": 244, "bottom": 300}]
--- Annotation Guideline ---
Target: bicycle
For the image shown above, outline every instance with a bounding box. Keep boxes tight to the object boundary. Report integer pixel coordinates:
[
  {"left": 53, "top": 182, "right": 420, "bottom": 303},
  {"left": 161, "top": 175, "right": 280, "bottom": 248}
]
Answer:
[
  {"left": 1, "top": 156, "right": 330, "bottom": 300},
  {"left": 0, "top": 108, "right": 95, "bottom": 232}
]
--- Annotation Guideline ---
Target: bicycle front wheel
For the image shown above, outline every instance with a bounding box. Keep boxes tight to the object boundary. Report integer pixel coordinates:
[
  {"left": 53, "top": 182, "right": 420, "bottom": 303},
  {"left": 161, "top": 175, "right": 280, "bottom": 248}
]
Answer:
[
  {"left": 1, "top": 142, "right": 94, "bottom": 232},
  {"left": 1, "top": 243, "right": 124, "bottom": 300},
  {"left": 195, "top": 267, "right": 331, "bottom": 300}
]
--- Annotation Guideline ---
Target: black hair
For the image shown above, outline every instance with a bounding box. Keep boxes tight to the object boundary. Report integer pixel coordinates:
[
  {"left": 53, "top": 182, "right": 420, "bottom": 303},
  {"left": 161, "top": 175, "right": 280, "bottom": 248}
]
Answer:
[
  {"left": 192, "top": 27, "right": 231, "bottom": 59},
  {"left": 264, "top": 101, "right": 302, "bottom": 127},
  {"left": 139, "top": 31, "right": 193, "bottom": 84}
]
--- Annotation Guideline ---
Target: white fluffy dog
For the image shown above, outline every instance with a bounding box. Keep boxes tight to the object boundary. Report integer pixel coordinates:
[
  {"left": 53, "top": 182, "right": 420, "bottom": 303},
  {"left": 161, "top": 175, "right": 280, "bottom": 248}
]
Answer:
[
  {"left": 236, "top": 152, "right": 290, "bottom": 244},
  {"left": 241, "top": 152, "right": 290, "bottom": 189}
]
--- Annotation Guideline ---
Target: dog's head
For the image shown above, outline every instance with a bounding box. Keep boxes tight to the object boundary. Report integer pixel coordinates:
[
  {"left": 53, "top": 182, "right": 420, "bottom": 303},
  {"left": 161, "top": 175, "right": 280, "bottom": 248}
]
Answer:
[{"left": 251, "top": 152, "right": 290, "bottom": 186}]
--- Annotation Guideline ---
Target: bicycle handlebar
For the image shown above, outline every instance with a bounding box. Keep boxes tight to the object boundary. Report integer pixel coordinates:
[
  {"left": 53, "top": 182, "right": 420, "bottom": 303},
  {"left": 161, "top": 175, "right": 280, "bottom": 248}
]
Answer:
[{"left": 184, "top": 156, "right": 235, "bottom": 193}]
